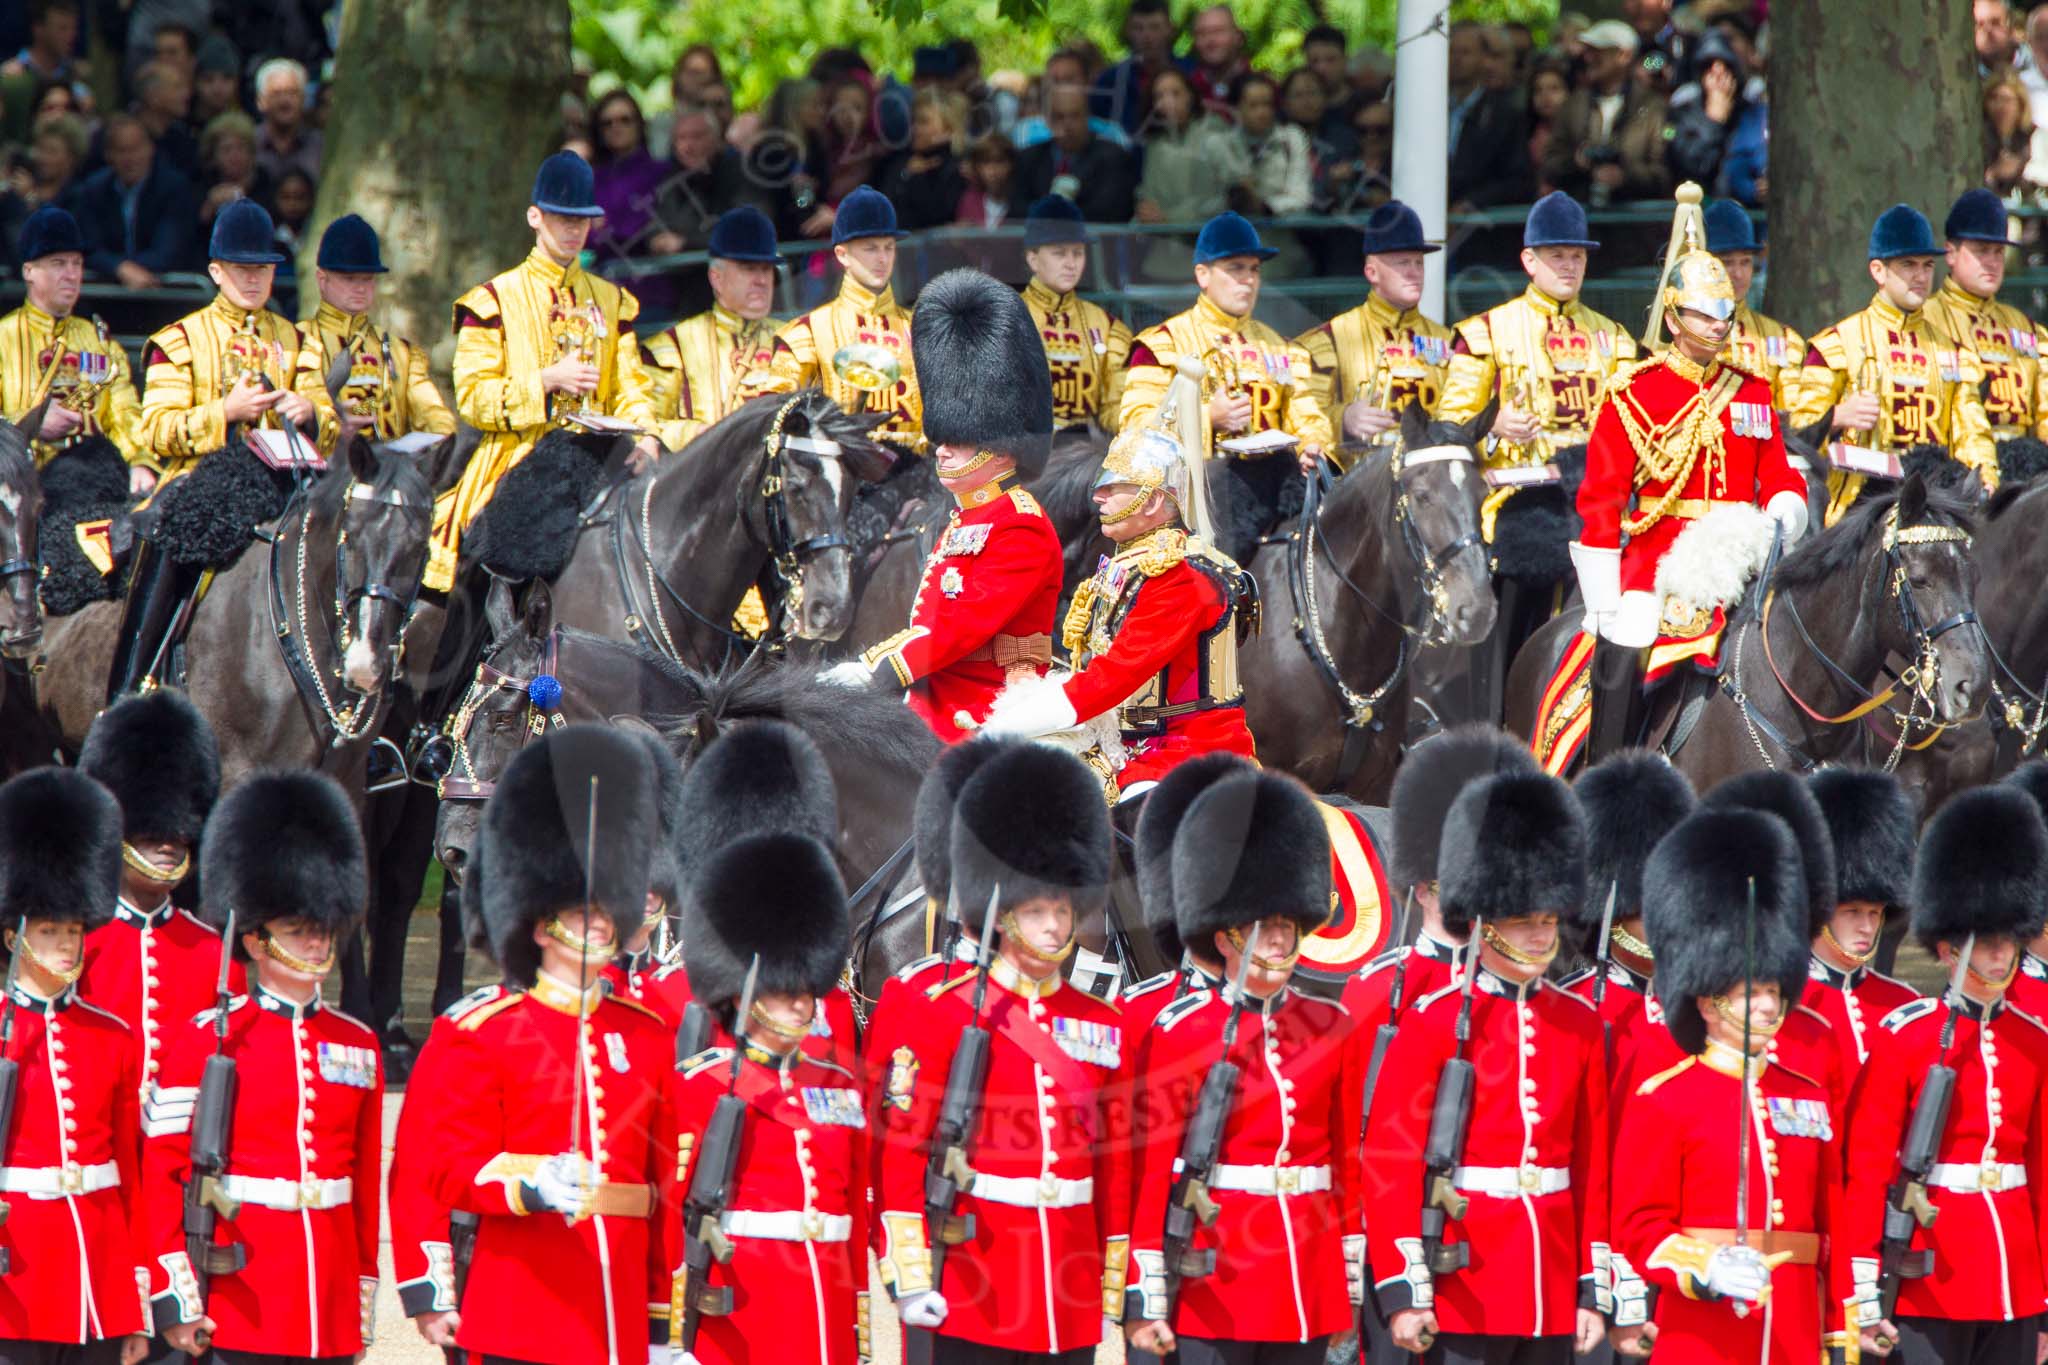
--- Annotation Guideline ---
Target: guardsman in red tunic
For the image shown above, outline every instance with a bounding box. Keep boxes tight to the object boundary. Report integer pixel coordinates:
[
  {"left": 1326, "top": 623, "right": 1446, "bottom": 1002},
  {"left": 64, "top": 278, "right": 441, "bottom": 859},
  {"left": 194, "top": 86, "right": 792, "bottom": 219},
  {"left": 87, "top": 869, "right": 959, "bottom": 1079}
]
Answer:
[
  {"left": 1843, "top": 786, "right": 2048, "bottom": 1365},
  {"left": 75, "top": 690, "right": 243, "bottom": 1104},
  {"left": 876, "top": 744, "right": 1129, "bottom": 1362},
  {"left": 673, "top": 822, "right": 866, "bottom": 1365},
  {"left": 141, "top": 771, "right": 381, "bottom": 1362},
  {"left": 1612, "top": 806, "right": 1850, "bottom": 1365},
  {"left": 824, "top": 270, "right": 1063, "bottom": 743},
  {"left": 0, "top": 770, "right": 147, "bottom": 1365},
  {"left": 1121, "top": 753, "right": 1246, "bottom": 1026},
  {"left": 2001, "top": 760, "right": 2048, "bottom": 1021},
  {"left": 1367, "top": 771, "right": 1610, "bottom": 1364},
  {"left": 1803, "top": 768, "right": 1922, "bottom": 1091},
  {"left": 980, "top": 361, "right": 1256, "bottom": 791},
  {"left": 1571, "top": 215, "right": 1808, "bottom": 760},
  {"left": 1123, "top": 769, "right": 1363, "bottom": 1364},
  {"left": 415, "top": 726, "right": 680, "bottom": 1365}
]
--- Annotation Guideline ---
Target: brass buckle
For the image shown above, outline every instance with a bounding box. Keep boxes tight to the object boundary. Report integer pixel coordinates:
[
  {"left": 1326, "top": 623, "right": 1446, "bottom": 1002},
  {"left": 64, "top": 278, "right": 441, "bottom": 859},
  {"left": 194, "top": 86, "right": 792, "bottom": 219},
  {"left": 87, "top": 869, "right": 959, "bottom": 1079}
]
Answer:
[
  {"left": 1980, "top": 1164, "right": 2003, "bottom": 1191},
  {"left": 1275, "top": 1166, "right": 1301, "bottom": 1195},
  {"left": 57, "top": 1162, "right": 85, "bottom": 1195},
  {"left": 1519, "top": 1164, "right": 1543, "bottom": 1193},
  {"left": 803, "top": 1210, "right": 826, "bottom": 1241},
  {"left": 298, "top": 1177, "right": 324, "bottom": 1209},
  {"left": 1039, "top": 1174, "right": 1062, "bottom": 1204}
]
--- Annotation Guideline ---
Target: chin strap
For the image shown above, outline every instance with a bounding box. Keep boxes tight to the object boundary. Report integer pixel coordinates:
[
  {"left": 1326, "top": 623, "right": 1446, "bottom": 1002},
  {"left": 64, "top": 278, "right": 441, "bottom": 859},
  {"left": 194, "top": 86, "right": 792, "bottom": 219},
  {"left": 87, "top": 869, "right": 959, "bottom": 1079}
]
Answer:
[
  {"left": 543, "top": 914, "right": 619, "bottom": 964},
  {"left": 1481, "top": 922, "right": 1559, "bottom": 969},
  {"left": 1610, "top": 923, "right": 1656, "bottom": 962},
  {"left": 749, "top": 998, "right": 815, "bottom": 1041},
  {"left": 1709, "top": 991, "right": 1786, "bottom": 1039},
  {"left": 259, "top": 933, "right": 333, "bottom": 978},
  {"left": 1821, "top": 923, "right": 1877, "bottom": 966},
  {"left": 123, "top": 842, "right": 191, "bottom": 886},
  {"left": 1225, "top": 924, "right": 1302, "bottom": 972},
  {"left": 1000, "top": 911, "right": 1077, "bottom": 964},
  {"left": 7, "top": 930, "right": 83, "bottom": 986}
]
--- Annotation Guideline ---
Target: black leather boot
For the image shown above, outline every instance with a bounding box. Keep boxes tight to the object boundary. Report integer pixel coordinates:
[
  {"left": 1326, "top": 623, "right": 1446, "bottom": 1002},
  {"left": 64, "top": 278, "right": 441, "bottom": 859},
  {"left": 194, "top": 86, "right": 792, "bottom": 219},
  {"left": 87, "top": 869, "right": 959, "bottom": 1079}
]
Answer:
[
  {"left": 105, "top": 540, "right": 198, "bottom": 701},
  {"left": 1587, "top": 637, "right": 1645, "bottom": 761}
]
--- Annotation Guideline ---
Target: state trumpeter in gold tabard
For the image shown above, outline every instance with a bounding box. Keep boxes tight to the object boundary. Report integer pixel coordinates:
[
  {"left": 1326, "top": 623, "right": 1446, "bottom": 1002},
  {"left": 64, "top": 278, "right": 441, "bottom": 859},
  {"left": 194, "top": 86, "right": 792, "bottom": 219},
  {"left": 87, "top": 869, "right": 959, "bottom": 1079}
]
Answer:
[
  {"left": 296, "top": 214, "right": 454, "bottom": 447},
  {"left": 1699, "top": 200, "right": 1805, "bottom": 412},
  {"left": 1297, "top": 201, "right": 1453, "bottom": 455},
  {"left": 430, "top": 151, "right": 660, "bottom": 592},
  {"left": 1019, "top": 196, "right": 1131, "bottom": 431},
  {"left": 0, "top": 206, "right": 143, "bottom": 474},
  {"left": 740, "top": 185, "right": 924, "bottom": 452},
  {"left": 1922, "top": 189, "right": 2048, "bottom": 449},
  {"left": 1788, "top": 203, "right": 1997, "bottom": 524},
  {"left": 639, "top": 206, "right": 783, "bottom": 452},
  {"left": 1437, "top": 192, "right": 1638, "bottom": 470}
]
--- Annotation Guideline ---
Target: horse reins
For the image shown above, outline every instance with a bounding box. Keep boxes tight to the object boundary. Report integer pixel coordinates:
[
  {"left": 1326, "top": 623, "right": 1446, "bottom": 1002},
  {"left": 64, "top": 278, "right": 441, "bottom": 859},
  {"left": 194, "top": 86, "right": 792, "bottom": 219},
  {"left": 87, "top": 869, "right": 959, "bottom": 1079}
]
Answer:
[{"left": 435, "top": 627, "right": 564, "bottom": 803}]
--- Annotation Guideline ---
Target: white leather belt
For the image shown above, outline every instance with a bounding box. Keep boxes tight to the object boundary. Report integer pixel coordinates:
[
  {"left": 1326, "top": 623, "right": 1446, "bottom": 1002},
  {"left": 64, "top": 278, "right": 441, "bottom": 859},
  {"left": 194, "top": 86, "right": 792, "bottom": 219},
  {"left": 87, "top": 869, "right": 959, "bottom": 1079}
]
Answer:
[
  {"left": 719, "top": 1209, "right": 852, "bottom": 1242},
  {"left": 1927, "top": 1161, "right": 2028, "bottom": 1194},
  {"left": 0, "top": 1160, "right": 119, "bottom": 1198},
  {"left": 1211, "top": 1163, "right": 1333, "bottom": 1196},
  {"left": 969, "top": 1171, "right": 1095, "bottom": 1209},
  {"left": 1454, "top": 1164, "right": 1572, "bottom": 1198},
  {"left": 220, "top": 1174, "right": 354, "bottom": 1210}
]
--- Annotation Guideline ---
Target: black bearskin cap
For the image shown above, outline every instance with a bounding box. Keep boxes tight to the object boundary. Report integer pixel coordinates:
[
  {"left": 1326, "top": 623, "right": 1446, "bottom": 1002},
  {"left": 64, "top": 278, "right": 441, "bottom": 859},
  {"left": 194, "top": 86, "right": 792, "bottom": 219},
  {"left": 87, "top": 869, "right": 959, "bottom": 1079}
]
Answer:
[
  {"left": 634, "top": 731, "right": 686, "bottom": 907},
  {"left": 1912, "top": 785, "right": 2048, "bottom": 951},
  {"left": 198, "top": 770, "right": 366, "bottom": 960},
  {"left": 1172, "top": 770, "right": 1332, "bottom": 943},
  {"left": 676, "top": 720, "right": 836, "bottom": 856},
  {"left": 1703, "top": 770, "right": 1838, "bottom": 935},
  {"left": 1807, "top": 767, "right": 1917, "bottom": 912},
  {"left": 914, "top": 738, "right": 1010, "bottom": 910},
  {"left": 912, "top": 269, "right": 1055, "bottom": 476},
  {"left": 1135, "top": 753, "right": 1254, "bottom": 964},
  {"left": 1571, "top": 751, "right": 1693, "bottom": 950},
  {"left": 478, "top": 725, "right": 660, "bottom": 988},
  {"left": 1643, "top": 808, "right": 1812, "bottom": 1055},
  {"left": 77, "top": 689, "right": 221, "bottom": 845},
  {"left": 1437, "top": 771, "right": 1586, "bottom": 937},
  {"left": 949, "top": 744, "right": 1111, "bottom": 923},
  {"left": 1389, "top": 726, "right": 1537, "bottom": 888},
  {"left": 2004, "top": 759, "right": 2048, "bottom": 829},
  {"left": 683, "top": 831, "right": 848, "bottom": 1006},
  {"left": 0, "top": 768, "right": 122, "bottom": 936}
]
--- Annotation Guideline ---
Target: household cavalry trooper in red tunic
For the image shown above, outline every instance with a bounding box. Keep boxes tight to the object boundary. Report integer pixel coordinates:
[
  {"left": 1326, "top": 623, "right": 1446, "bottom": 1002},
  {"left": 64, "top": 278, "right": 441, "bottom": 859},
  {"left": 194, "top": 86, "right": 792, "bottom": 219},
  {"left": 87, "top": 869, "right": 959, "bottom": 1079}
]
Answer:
[
  {"left": 2004, "top": 760, "right": 2048, "bottom": 1020},
  {"left": 1122, "top": 768, "right": 1362, "bottom": 1365},
  {"left": 1611, "top": 805, "right": 1849, "bottom": 1365},
  {"left": 140, "top": 770, "right": 381, "bottom": 1363},
  {"left": 672, "top": 775, "right": 867, "bottom": 1365},
  {"left": 1802, "top": 768, "right": 1922, "bottom": 1091},
  {"left": 0, "top": 769, "right": 147, "bottom": 1365},
  {"left": 1570, "top": 191, "right": 1809, "bottom": 762},
  {"left": 412, "top": 726, "right": 680, "bottom": 1365},
  {"left": 876, "top": 743, "right": 1131, "bottom": 1364},
  {"left": 1366, "top": 770, "right": 1611, "bottom": 1365},
  {"left": 74, "top": 689, "right": 242, "bottom": 1105},
  {"left": 1843, "top": 786, "right": 2048, "bottom": 1365},
  {"left": 979, "top": 357, "right": 1257, "bottom": 793},
  {"left": 823, "top": 270, "right": 1064, "bottom": 743}
]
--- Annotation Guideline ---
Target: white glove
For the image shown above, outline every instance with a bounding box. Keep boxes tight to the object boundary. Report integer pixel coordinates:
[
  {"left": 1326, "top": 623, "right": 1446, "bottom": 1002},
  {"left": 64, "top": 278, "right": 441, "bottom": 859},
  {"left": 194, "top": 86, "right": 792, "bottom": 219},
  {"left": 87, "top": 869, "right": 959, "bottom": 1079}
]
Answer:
[
  {"left": 1766, "top": 489, "right": 1809, "bottom": 545},
  {"left": 899, "top": 1290, "right": 949, "bottom": 1328},
  {"left": 1568, "top": 541, "right": 1621, "bottom": 630},
  {"left": 530, "top": 1153, "right": 599, "bottom": 1215},
  {"left": 977, "top": 671, "right": 1079, "bottom": 739},
  {"left": 1344, "top": 1233, "right": 1366, "bottom": 1307},
  {"left": 1700, "top": 1243, "right": 1773, "bottom": 1303},
  {"left": 822, "top": 659, "right": 875, "bottom": 688}
]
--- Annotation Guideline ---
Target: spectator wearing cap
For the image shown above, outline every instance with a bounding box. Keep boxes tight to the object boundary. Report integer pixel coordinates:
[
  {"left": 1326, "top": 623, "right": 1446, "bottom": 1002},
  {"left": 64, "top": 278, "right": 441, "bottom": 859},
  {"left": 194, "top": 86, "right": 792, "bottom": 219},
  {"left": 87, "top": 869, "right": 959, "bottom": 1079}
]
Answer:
[
  {"left": 1017, "top": 82, "right": 1136, "bottom": 224},
  {"left": 1924, "top": 187, "right": 2047, "bottom": 442},
  {"left": 0, "top": 203, "right": 144, "bottom": 468},
  {"left": 1447, "top": 24, "right": 1534, "bottom": 211},
  {"left": 1541, "top": 19, "right": 1670, "bottom": 206},
  {"left": 192, "top": 34, "right": 241, "bottom": 126},
  {"left": 1788, "top": 204, "right": 1998, "bottom": 523},
  {"left": 64, "top": 112, "right": 198, "bottom": 287},
  {"left": 641, "top": 206, "right": 785, "bottom": 452},
  {"left": 252, "top": 57, "right": 321, "bottom": 186},
  {"left": 1297, "top": 200, "right": 1453, "bottom": 452},
  {"left": 1665, "top": 29, "right": 1767, "bottom": 200},
  {"left": 739, "top": 185, "right": 924, "bottom": 452},
  {"left": 297, "top": 214, "right": 455, "bottom": 446},
  {"left": 1021, "top": 195, "right": 1132, "bottom": 432},
  {"left": 1700, "top": 198, "right": 1804, "bottom": 410},
  {"left": 875, "top": 87, "right": 968, "bottom": 230},
  {"left": 430, "top": 151, "right": 660, "bottom": 591}
]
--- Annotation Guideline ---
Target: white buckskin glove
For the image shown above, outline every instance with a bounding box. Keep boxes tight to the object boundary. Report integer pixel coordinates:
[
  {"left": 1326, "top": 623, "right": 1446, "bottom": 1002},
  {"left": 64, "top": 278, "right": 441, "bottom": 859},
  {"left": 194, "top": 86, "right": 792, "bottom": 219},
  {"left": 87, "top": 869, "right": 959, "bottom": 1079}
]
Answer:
[
  {"left": 1344, "top": 1233, "right": 1367, "bottom": 1306},
  {"left": 1568, "top": 541, "right": 1621, "bottom": 634},
  {"left": 1766, "top": 489, "right": 1809, "bottom": 545},
  {"left": 1700, "top": 1243, "right": 1774, "bottom": 1304},
  {"left": 822, "top": 659, "right": 875, "bottom": 688},
  {"left": 899, "top": 1290, "right": 949, "bottom": 1328},
  {"left": 528, "top": 1154, "right": 599, "bottom": 1216}
]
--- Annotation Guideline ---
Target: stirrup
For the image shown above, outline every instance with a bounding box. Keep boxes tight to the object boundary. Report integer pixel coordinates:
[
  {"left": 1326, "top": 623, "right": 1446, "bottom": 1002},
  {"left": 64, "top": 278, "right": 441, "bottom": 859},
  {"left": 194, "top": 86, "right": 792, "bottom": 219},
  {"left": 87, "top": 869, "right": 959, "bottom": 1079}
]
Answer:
[{"left": 364, "top": 736, "right": 410, "bottom": 794}]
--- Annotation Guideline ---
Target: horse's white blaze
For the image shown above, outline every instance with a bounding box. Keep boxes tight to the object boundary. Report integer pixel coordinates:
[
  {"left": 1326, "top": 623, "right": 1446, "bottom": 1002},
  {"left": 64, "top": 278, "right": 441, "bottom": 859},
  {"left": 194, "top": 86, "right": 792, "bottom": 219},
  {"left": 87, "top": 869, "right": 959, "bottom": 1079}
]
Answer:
[
  {"left": 1447, "top": 462, "right": 1468, "bottom": 490},
  {"left": 0, "top": 486, "right": 17, "bottom": 516},
  {"left": 343, "top": 599, "right": 379, "bottom": 691},
  {"left": 820, "top": 453, "right": 845, "bottom": 504}
]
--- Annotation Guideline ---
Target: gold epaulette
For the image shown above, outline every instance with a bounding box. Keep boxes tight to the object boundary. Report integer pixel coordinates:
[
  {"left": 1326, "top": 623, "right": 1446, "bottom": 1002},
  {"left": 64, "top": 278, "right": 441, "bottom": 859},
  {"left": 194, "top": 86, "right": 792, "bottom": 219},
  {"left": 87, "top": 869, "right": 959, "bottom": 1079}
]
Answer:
[
  {"left": 1634, "top": 1055, "right": 1697, "bottom": 1097},
  {"left": 1008, "top": 488, "right": 1042, "bottom": 518},
  {"left": 453, "top": 283, "right": 501, "bottom": 325},
  {"left": 1107, "top": 526, "right": 1188, "bottom": 580},
  {"left": 146, "top": 324, "right": 191, "bottom": 365},
  {"left": 604, "top": 993, "right": 667, "bottom": 1026},
  {"left": 454, "top": 990, "right": 524, "bottom": 1033}
]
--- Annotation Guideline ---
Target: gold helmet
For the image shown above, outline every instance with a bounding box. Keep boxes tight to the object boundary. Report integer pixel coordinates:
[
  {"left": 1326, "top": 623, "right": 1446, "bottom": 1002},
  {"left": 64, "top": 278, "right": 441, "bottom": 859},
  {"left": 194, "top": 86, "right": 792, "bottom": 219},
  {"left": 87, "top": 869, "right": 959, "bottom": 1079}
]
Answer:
[
  {"left": 1094, "top": 356, "right": 1213, "bottom": 537},
  {"left": 1646, "top": 182, "right": 1735, "bottom": 350}
]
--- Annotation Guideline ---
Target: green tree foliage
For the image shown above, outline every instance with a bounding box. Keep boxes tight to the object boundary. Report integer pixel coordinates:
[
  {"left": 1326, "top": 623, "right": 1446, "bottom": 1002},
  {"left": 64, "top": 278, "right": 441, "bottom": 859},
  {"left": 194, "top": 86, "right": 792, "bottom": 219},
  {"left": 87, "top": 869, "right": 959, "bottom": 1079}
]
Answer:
[{"left": 572, "top": 0, "right": 1555, "bottom": 112}]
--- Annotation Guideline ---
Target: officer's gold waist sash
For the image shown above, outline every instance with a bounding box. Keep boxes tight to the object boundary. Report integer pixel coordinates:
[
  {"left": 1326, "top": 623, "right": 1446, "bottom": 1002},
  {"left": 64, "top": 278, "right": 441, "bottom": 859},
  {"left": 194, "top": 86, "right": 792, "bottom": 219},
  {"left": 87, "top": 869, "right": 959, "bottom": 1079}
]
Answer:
[
  {"left": 1660, "top": 497, "right": 1756, "bottom": 522},
  {"left": 1678, "top": 1227, "right": 1819, "bottom": 1264}
]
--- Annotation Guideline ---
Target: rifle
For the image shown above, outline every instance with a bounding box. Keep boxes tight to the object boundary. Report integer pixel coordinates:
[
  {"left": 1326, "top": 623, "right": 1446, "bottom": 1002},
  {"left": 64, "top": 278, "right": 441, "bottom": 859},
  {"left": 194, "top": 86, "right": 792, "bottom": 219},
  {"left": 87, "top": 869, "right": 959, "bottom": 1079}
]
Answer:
[
  {"left": 0, "top": 915, "right": 24, "bottom": 1273},
  {"left": 182, "top": 906, "right": 247, "bottom": 1341},
  {"left": 674, "top": 1000, "right": 713, "bottom": 1068},
  {"left": 1149, "top": 918, "right": 1262, "bottom": 1321},
  {"left": 1360, "top": 888, "right": 1416, "bottom": 1123},
  {"left": 441, "top": 1208, "right": 480, "bottom": 1365},
  {"left": 677, "top": 956, "right": 759, "bottom": 1355},
  {"left": 1589, "top": 881, "right": 1619, "bottom": 1066},
  {"left": 1733, "top": 878, "right": 1756, "bottom": 1319},
  {"left": 921, "top": 888, "right": 1003, "bottom": 1297},
  {"left": 1877, "top": 931, "right": 1973, "bottom": 1317},
  {"left": 1419, "top": 930, "right": 1482, "bottom": 1282}
]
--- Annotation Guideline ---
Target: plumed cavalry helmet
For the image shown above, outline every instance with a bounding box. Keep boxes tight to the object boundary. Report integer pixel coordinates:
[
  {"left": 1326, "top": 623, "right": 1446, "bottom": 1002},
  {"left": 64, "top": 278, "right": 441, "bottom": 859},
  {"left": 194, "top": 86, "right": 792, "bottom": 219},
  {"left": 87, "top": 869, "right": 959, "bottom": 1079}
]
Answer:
[
  {"left": 198, "top": 769, "right": 367, "bottom": 963},
  {"left": 1654, "top": 183, "right": 1736, "bottom": 343},
  {"left": 0, "top": 769, "right": 123, "bottom": 965},
  {"left": 78, "top": 688, "right": 222, "bottom": 864},
  {"left": 1093, "top": 355, "right": 1211, "bottom": 538},
  {"left": 912, "top": 268, "right": 1055, "bottom": 476}
]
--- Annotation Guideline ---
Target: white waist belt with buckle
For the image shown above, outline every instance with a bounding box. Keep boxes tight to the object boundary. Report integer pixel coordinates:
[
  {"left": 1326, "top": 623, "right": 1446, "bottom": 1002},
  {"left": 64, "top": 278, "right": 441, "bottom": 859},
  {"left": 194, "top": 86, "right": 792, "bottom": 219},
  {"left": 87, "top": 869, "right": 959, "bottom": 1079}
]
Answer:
[
  {"left": 969, "top": 1172, "right": 1095, "bottom": 1209},
  {"left": 0, "top": 1160, "right": 119, "bottom": 1198},
  {"left": 1210, "top": 1163, "right": 1334, "bottom": 1196},
  {"left": 1454, "top": 1164, "right": 1572, "bottom": 1198},
  {"left": 1927, "top": 1161, "right": 2028, "bottom": 1194},
  {"left": 719, "top": 1209, "right": 852, "bottom": 1242},
  {"left": 220, "top": 1174, "right": 354, "bottom": 1210}
]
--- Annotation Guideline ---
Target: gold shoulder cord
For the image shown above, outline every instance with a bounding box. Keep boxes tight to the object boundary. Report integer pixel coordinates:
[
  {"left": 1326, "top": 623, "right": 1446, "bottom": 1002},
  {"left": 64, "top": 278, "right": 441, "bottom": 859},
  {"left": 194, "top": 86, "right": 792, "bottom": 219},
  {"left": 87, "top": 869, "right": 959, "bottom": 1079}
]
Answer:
[{"left": 1615, "top": 367, "right": 1740, "bottom": 538}]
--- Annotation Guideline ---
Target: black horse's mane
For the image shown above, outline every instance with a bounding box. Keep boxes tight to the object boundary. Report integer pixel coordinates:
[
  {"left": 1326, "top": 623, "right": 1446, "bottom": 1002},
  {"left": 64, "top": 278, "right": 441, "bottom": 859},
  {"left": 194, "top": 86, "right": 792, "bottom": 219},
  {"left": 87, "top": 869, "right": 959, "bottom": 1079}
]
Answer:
[
  {"left": 697, "top": 387, "right": 893, "bottom": 481},
  {"left": 1030, "top": 441, "right": 1108, "bottom": 535},
  {"left": 1772, "top": 482, "right": 1977, "bottom": 590},
  {"left": 311, "top": 441, "right": 430, "bottom": 515}
]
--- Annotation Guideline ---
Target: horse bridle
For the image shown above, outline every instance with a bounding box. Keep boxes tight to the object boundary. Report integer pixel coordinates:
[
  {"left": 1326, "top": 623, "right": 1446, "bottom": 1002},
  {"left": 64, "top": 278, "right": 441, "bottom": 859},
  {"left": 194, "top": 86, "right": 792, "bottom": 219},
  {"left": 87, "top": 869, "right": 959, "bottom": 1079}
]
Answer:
[
  {"left": 333, "top": 480, "right": 430, "bottom": 678},
  {"left": 436, "top": 627, "right": 564, "bottom": 802}
]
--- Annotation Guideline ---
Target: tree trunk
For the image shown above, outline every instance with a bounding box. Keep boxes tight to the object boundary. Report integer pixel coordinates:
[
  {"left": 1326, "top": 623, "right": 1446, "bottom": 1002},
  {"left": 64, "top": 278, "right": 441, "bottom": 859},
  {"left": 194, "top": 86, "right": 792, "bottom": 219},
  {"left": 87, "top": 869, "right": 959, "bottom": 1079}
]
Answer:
[
  {"left": 303, "top": 0, "right": 569, "bottom": 380},
  {"left": 1767, "top": 0, "right": 1978, "bottom": 329}
]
